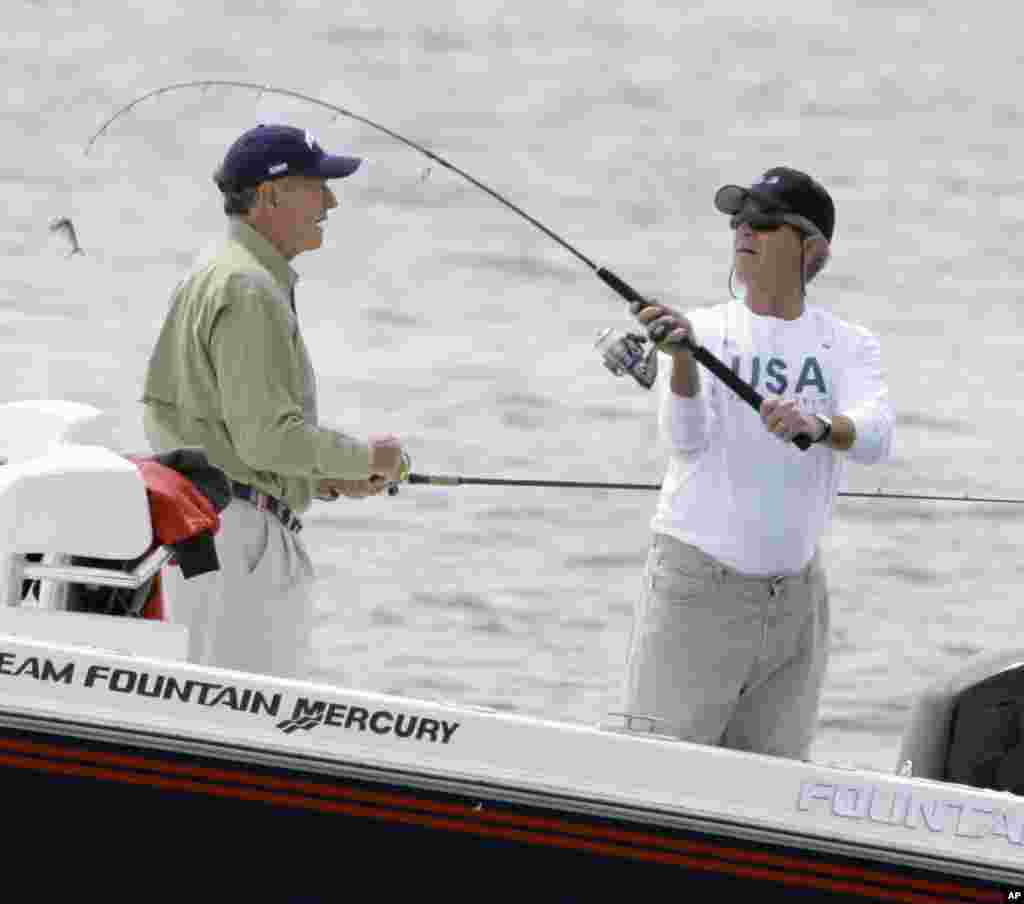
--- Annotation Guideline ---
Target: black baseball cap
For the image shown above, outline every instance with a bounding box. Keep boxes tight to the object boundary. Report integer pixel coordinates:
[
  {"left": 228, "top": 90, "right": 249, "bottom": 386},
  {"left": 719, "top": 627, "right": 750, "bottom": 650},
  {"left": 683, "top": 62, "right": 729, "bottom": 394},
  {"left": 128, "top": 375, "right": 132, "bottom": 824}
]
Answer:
[
  {"left": 214, "top": 124, "right": 362, "bottom": 192},
  {"left": 713, "top": 167, "right": 835, "bottom": 242}
]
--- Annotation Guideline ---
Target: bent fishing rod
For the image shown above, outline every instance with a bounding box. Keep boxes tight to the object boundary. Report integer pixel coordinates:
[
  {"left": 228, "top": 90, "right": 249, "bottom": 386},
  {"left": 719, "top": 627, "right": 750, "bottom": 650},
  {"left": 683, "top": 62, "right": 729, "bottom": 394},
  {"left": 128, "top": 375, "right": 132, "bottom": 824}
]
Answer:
[
  {"left": 85, "top": 80, "right": 812, "bottom": 451},
  {"left": 404, "top": 472, "right": 1024, "bottom": 504}
]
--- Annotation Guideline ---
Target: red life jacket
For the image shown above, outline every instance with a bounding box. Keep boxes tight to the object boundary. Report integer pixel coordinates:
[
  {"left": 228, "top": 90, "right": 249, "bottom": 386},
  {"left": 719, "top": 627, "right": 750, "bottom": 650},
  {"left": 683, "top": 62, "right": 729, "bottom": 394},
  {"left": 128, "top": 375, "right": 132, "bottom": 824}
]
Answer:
[{"left": 127, "top": 456, "right": 224, "bottom": 621}]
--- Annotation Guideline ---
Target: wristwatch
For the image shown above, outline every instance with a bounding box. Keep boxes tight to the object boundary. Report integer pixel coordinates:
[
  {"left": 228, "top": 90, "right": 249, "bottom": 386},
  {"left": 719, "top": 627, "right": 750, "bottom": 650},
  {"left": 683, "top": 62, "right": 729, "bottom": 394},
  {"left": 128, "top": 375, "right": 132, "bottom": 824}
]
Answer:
[{"left": 811, "top": 415, "right": 833, "bottom": 445}]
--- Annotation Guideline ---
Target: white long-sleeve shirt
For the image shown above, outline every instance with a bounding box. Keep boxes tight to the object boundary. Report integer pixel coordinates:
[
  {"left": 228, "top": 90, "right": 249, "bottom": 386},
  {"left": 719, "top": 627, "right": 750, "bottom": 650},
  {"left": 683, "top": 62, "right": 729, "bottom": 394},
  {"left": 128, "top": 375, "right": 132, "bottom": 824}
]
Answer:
[{"left": 651, "top": 299, "right": 894, "bottom": 576}]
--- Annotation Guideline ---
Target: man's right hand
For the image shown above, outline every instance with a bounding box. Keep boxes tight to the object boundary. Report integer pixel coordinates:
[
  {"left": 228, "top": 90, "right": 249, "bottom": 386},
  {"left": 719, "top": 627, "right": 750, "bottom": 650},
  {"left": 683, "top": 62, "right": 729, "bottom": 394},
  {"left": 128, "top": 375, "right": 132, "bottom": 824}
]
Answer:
[
  {"left": 630, "top": 301, "right": 695, "bottom": 357},
  {"left": 368, "top": 434, "right": 405, "bottom": 481}
]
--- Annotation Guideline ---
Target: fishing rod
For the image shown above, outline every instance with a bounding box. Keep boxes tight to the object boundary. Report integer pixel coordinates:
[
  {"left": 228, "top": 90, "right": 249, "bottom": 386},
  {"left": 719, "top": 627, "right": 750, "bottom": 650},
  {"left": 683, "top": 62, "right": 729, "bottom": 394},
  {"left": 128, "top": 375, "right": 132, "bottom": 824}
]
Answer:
[
  {"left": 405, "top": 473, "right": 1024, "bottom": 504},
  {"left": 85, "top": 80, "right": 813, "bottom": 451}
]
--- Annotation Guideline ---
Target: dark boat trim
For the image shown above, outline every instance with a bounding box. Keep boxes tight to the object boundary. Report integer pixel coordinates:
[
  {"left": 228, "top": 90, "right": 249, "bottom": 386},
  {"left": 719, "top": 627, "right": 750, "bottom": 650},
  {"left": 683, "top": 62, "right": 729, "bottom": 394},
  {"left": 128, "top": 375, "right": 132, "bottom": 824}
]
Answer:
[{"left": 0, "top": 707, "right": 1014, "bottom": 899}]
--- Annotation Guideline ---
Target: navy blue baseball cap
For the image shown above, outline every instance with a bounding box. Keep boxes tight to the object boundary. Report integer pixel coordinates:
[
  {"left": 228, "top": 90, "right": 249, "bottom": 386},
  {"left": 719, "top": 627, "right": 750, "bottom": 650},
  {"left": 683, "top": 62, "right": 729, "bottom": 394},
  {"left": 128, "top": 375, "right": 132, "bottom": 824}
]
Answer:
[
  {"left": 714, "top": 167, "right": 835, "bottom": 242},
  {"left": 214, "top": 124, "right": 362, "bottom": 191}
]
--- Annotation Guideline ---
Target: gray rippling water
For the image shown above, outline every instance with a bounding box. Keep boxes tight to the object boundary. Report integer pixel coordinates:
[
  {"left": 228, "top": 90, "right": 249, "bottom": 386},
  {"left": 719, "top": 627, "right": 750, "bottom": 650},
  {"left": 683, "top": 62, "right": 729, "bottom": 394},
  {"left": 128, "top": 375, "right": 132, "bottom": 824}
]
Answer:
[{"left": 5, "top": 0, "right": 1024, "bottom": 773}]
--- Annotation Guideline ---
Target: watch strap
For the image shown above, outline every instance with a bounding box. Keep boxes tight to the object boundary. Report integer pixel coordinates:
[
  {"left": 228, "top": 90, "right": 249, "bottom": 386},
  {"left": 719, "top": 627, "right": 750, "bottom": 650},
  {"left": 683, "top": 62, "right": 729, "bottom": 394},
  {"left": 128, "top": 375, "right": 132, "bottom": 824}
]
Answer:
[{"left": 812, "top": 416, "right": 832, "bottom": 445}]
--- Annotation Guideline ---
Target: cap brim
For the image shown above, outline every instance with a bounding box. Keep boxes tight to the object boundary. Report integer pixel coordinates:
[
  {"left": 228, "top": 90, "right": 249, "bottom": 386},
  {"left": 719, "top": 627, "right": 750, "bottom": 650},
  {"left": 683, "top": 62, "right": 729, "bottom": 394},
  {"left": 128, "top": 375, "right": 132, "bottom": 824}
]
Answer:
[
  {"left": 713, "top": 184, "right": 749, "bottom": 215},
  {"left": 316, "top": 154, "right": 363, "bottom": 180},
  {"left": 714, "top": 184, "right": 784, "bottom": 215}
]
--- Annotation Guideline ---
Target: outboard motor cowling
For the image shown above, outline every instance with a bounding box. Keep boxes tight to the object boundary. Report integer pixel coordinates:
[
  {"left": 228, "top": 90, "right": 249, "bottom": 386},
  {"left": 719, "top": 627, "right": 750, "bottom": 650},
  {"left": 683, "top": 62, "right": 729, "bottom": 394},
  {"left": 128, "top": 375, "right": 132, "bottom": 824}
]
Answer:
[
  {"left": 945, "top": 663, "right": 1024, "bottom": 794},
  {"left": 899, "top": 650, "right": 1024, "bottom": 795}
]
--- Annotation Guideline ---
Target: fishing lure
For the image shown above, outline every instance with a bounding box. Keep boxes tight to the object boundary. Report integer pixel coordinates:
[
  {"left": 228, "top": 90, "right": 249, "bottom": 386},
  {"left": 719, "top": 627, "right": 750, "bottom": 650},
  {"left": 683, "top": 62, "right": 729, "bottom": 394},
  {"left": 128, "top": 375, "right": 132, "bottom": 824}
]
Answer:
[{"left": 48, "top": 217, "right": 83, "bottom": 257}]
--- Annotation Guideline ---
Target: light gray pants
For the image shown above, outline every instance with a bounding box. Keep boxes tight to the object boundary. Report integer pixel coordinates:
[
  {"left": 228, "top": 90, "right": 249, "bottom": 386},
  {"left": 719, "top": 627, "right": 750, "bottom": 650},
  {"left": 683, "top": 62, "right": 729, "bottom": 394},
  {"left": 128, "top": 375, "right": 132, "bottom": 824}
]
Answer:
[
  {"left": 618, "top": 534, "right": 829, "bottom": 759},
  {"left": 162, "top": 499, "right": 315, "bottom": 679}
]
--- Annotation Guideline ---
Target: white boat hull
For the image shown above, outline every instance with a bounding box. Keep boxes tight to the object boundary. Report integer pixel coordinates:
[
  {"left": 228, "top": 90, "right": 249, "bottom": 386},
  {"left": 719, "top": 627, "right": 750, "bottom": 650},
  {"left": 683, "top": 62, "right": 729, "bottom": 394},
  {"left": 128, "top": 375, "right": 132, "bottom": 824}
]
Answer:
[{"left": 0, "top": 630, "right": 1017, "bottom": 899}]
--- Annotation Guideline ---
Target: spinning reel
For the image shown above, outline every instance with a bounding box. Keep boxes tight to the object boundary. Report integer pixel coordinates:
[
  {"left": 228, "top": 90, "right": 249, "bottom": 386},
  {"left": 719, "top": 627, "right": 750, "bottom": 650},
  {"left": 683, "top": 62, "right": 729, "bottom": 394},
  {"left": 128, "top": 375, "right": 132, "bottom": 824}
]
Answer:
[{"left": 594, "top": 328, "right": 658, "bottom": 390}]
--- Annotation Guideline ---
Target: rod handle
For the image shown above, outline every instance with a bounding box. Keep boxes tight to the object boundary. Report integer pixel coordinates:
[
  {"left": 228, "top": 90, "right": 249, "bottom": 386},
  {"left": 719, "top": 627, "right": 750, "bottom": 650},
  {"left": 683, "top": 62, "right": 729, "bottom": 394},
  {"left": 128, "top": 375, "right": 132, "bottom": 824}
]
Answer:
[
  {"left": 407, "top": 473, "right": 460, "bottom": 486},
  {"left": 686, "top": 347, "right": 812, "bottom": 449},
  {"left": 594, "top": 266, "right": 811, "bottom": 451},
  {"left": 595, "top": 266, "right": 646, "bottom": 304}
]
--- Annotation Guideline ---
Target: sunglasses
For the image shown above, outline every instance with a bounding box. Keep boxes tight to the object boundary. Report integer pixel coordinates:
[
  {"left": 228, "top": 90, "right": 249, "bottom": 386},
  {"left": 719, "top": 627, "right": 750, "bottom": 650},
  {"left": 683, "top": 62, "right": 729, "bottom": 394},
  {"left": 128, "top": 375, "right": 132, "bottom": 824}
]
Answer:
[
  {"left": 729, "top": 211, "right": 789, "bottom": 232},
  {"left": 730, "top": 207, "right": 822, "bottom": 238}
]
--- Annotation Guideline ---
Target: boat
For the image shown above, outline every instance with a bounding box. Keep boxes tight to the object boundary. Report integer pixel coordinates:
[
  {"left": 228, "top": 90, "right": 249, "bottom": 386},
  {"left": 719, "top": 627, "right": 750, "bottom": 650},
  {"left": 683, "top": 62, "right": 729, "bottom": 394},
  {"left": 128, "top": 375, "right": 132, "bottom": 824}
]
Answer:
[{"left": 0, "top": 399, "right": 1020, "bottom": 900}]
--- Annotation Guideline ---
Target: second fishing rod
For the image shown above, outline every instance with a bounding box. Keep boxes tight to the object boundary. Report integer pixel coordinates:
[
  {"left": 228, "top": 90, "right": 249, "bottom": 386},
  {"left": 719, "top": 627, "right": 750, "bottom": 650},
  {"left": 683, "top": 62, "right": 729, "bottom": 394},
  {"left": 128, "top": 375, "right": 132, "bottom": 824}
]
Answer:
[
  {"left": 85, "top": 80, "right": 810, "bottom": 450},
  {"left": 400, "top": 472, "right": 1024, "bottom": 505}
]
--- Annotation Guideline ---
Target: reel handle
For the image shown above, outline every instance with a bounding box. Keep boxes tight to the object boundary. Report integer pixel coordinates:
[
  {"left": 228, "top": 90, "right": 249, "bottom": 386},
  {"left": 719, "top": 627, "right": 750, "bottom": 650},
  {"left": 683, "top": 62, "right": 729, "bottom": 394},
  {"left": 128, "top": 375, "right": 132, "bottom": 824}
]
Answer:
[
  {"left": 385, "top": 450, "right": 414, "bottom": 496},
  {"left": 595, "top": 266, "right": 812, "bottom": 451}
]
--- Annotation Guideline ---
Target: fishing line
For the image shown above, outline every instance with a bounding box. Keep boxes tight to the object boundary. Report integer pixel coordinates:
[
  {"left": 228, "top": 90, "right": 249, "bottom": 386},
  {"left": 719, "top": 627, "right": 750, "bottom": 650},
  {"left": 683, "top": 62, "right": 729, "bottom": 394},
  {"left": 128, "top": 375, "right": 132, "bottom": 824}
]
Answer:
[
  {"left": 85, "top": 80, "right": 812, "bottom": 450},
  {"left": 406, "top": 473, "right": 1024, "bottom": 504},
  {"left": 84, "top": 80, "right": 602, "bottom": 270}
]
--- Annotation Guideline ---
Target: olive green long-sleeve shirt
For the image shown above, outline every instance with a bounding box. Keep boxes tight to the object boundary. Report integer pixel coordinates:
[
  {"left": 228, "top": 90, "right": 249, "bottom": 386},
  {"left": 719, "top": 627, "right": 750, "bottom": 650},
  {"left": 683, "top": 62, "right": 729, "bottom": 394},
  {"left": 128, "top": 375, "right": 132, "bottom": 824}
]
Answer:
[{"left": 141, "top": 218, "right": 371, "bottom": 514}]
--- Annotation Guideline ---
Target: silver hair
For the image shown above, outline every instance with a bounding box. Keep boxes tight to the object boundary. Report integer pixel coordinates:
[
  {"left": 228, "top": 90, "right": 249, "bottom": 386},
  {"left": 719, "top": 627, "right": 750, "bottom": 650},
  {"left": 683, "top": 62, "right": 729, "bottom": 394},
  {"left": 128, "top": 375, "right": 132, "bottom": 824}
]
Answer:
[
  {"left": 213, "top": 167, "right": 260, "bottom": 216},
  {"left": 220, "top": 185, "right": 260, "bottom": 216},
  {"left": 775, "top": 214, "right": 832, "bottom": 286}
]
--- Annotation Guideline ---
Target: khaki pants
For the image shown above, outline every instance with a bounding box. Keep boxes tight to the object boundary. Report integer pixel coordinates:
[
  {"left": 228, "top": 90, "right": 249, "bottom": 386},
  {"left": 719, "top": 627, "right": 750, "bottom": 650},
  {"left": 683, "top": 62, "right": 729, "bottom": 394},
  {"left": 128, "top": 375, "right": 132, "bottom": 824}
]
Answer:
[
  {"left": 162, "top": 499, "right": 315, "bottom": 679},
  {"left": 617, "top": 534, "right": 829, "bottom": 759}
]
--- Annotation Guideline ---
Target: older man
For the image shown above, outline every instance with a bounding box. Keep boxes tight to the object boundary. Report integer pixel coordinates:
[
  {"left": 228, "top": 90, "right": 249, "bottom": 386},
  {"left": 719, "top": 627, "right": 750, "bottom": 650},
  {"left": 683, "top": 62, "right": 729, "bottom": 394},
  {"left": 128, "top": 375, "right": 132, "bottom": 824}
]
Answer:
[
  {"left": 615, "top": 167, "right": 894, "bottom": 759},
  {"left": 141, "top": 124, "right": 405, "bottom": 678}
]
